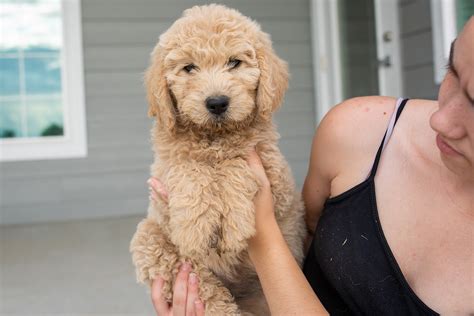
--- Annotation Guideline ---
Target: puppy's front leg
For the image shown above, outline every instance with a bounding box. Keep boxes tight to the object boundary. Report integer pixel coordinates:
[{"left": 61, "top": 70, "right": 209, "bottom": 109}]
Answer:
[{"left": 130, "top": 217, "right": 179, "bottom": 301}]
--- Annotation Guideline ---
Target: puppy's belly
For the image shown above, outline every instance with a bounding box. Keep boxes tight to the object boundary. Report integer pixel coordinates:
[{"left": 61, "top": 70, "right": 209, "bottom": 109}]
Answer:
[{"left": 163, "top": 158, "right": 259, "bottom": 263}]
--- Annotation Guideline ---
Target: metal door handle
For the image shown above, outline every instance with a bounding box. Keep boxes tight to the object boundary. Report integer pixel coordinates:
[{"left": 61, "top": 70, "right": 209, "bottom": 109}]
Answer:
[{"left": 378, "top": 55, "right": 391, "bottom": 67}]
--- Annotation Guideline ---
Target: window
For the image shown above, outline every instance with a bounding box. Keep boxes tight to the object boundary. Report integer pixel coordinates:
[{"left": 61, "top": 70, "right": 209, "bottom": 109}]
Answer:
[
  {"left": 456, "top": 0, "right": 474, "bottom": 33},
  {"left": 431, "top": 0, "right": 474, "bottom": 84},
  {"left": 0, "top": 0, "right": 87, "bottom": 161}
]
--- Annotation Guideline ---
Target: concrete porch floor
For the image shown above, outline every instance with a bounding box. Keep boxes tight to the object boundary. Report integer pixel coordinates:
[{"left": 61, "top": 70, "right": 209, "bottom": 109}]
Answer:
[{"left": 0, "top": 215, "right": 155, "bottom": 315}]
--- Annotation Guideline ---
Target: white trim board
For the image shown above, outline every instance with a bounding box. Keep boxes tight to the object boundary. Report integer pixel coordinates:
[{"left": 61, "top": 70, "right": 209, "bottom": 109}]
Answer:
[{"left": 430, "top": 0, "right": 457, "bottom": 84}]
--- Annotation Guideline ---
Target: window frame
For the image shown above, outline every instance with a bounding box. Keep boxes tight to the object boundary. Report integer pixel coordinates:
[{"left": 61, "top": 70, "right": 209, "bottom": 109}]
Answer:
[{"left": 0, "top": 0, "right": 87, "bottom": 161}]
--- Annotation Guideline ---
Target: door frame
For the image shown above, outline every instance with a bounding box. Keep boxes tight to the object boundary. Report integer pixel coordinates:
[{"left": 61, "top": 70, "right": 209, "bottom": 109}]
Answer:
[{"left": 310, "top": 0, "right": 403, "bottom": 123}]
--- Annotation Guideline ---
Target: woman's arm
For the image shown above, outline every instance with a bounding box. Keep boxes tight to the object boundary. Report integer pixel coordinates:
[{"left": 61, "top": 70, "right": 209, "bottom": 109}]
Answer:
[
  {"left": 302, "top": 101, "right": 349, "bottom": 233},
  {"left": 245, "top": 96, "right": 397, "bottom": 315},
  {"left": 246, "top": 150, "right": 328, "bottom": 316},
  {"left": 248, "top": 214, "right": 328, "bottom": 316}
]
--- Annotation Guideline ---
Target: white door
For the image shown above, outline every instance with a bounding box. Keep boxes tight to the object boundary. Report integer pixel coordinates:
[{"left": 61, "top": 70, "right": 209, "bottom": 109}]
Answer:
[
  {"left": 374, "top": 0, "right": 403, "bottom": 97},
  {"left": 311, "top": 0, "right": 403, "bottom": 122}
]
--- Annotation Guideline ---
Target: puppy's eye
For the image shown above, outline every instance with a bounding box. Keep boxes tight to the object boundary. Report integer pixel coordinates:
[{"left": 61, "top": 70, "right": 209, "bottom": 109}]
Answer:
[
  {"left": 183, "top": 64, "right": 196, "bottom": 73},
  {"left": 228, "top": 59, "right": 242, "bottom": 69}
]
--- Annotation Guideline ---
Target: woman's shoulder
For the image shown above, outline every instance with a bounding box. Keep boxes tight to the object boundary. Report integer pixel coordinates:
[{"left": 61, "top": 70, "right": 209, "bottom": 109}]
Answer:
[
  {"left": 316, "top": 96, "right": 437, "bottom": 151},
  {"left": 315, "top": 96, "right": 397, "bottom": 157},
  {"left": 321, "top": 95, "right": 396, "bottom": 131},
  {"left": 304, "top": 96, "right": 435, "bottom": 208},
  {"left": 312, "top": 97, "right": 437, "bottom": 195},
  {"left": 308, "top": 96, "right": 394, "bottom": 179},
  {"left": 309, "top": 96, "right": 398, "bottom": 193}
]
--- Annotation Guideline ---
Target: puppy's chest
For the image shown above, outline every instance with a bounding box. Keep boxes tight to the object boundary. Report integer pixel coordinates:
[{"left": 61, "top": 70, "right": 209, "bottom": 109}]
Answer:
[
  {"left": 163, "top": 158, "right": 257, "bottom": 202},
  {"left": 155, "top": 158, "right": 259, "bottom": 257}
]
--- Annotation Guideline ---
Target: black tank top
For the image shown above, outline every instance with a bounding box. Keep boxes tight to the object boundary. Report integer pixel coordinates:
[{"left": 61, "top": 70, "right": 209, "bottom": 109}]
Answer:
[{"left": 303, "top": 99, "right": 439, "bottom": 315}]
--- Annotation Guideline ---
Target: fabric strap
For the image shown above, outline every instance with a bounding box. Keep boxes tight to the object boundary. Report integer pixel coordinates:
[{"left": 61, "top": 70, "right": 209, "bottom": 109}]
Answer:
[{"left": 368, "top": 98, "right": 409, "bottom": 179}]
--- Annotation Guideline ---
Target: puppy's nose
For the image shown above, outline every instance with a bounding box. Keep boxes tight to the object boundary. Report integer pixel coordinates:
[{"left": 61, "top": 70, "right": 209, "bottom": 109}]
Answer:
[{"left": 205, "top": 95, "right": 229, "bottom": 115}]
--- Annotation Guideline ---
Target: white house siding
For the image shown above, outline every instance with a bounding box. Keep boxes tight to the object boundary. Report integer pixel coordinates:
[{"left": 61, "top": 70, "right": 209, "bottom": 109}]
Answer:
[
  {"left": 0, "top": 0, "right": 315, "bottom": 225},
  {"left": 398, "top": 0, "right": 440, "bottom": 99}
]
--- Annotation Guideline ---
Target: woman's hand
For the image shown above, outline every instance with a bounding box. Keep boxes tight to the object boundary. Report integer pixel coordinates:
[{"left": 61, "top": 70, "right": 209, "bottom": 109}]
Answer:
[
  {"left": 245, "top": 148, "right": 278, "bottom": 256},
  {"left": 246, "top": 148, "right": 271, "bottom": 189},
  {"left": 151, "top": 262, "right": 205, "bottom": 316},
  {"left": 246, "top": 148, "right": 274, "bottom": 217},
  {"left": 148, "top": 177, "right": 169, "bottom": 204}
]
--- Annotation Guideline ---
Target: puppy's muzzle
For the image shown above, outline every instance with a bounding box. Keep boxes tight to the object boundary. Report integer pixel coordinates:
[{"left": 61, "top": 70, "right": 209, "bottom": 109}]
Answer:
[{"left": 206, "top": 95, "right": 229, "bottom": 116}]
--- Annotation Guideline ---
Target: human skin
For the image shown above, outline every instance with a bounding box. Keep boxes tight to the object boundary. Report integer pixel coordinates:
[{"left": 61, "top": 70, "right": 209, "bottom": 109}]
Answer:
[
  {"left": 148, "top": 17, "right": 473, "bottom": 316},
  {"left": 149, "top": 262, "right": 205, "bottom": 316}
]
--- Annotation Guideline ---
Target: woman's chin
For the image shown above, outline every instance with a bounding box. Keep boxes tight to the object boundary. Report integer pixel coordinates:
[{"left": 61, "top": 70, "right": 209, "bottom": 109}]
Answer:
[{"left": 439, "top": 153, "right": 474, "bottom": 181}]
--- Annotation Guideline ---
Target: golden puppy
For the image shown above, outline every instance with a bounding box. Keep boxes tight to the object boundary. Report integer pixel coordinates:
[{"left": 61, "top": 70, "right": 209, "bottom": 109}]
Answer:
[{"left": 130, "top": 4, "right": 306, "bottom": 315}]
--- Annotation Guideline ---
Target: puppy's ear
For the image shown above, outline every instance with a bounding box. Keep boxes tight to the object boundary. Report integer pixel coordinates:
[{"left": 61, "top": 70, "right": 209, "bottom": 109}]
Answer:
[
  {"left": 144, "top": 45, "right": 176, "bottom": 133},
  {"left": 255, "top": 32, "right": 289, "bottom": 120}
]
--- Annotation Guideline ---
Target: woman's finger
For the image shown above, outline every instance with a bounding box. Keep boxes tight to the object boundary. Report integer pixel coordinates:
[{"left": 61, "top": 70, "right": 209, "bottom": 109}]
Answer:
[
  {"left": 150, "top": 190, "right": 160, "bottom": 202},
  {"left": 185, "top": 272, "right": 200, "bottom": 316},
  {"left": 245, "top": 148, "right": 262, "bottom": 168},
  {"left": 151, "top": 277, "right": 170, "bottom": 315},
  {"left": 172, "top": 262, "right": 192, "bottom": 315},
  {"left": 246, "top": 148, "right": 270, "bottom": 188},
  {"left": 147, "top": 177, "right": 169, "bottom": 203},
  {"left": 194, "top": 300, "right": 205, "bottom": 316}
]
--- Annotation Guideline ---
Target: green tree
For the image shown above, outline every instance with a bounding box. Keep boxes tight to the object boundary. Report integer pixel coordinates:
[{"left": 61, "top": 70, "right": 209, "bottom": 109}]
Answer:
[
  {"left": 41, "top": 123, "right": 63, "bottom": 136},
  {"left": 1, "top": 129, "right": 16, "bottom": 138}
]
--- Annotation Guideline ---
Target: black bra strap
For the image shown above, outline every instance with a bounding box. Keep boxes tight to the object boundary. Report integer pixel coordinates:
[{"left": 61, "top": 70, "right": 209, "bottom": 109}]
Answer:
[{"left": 368, "top": 98, "right": 409, "bottom": 179}]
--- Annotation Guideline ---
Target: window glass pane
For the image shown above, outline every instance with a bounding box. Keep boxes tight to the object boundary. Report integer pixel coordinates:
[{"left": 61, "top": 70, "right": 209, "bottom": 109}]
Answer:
[
  {"left": 24, "top": 46, "right": 60, "bottom": 55},
  {"left": 0, "top": 0, "right": 65, "bottom": 140},
  {"left": 456, "top": 0, "right": 474, "bottom": 32},
  {"left": 0, "top": 58, "right": 20, "bottom": 95},
  {"left": 0, "top": 48, "right": 20, "bottom": 55},
  {"left": 26, "top": 97, "right": 63, "bottom": 137},
  {"left": 25, "top": 57, "right": 62, "bottom": 94},
  {"left": 0, "top": 98, "right": 24, "bottom": 138},
  {"left": 0, "top": 0, "right": 63, "bottom": 52},
  {"left": 338, "top": 0, "right": 379, "bottom": 98}
]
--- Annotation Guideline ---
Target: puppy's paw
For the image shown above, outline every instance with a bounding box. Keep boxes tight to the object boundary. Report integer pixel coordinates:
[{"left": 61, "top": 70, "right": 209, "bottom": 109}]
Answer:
[{"left": 130, "top": 218, "right": 178, "bottom": 285}]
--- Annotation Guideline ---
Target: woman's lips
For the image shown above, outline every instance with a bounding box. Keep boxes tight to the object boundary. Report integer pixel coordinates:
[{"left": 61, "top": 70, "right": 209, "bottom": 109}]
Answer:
[{"left": 436, "top": 134, "right": 462, "bottom": 157}]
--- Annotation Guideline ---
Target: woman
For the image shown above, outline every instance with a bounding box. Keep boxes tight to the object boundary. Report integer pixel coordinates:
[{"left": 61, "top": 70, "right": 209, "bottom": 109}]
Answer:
[{"left": 148, "top": 17, "right": 473, "bottom": 315}]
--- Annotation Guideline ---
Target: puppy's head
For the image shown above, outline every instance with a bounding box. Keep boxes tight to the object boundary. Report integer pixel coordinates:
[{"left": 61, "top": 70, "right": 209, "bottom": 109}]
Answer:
[{"left": 145, "top": 4, "right": 289, "bottom": 134}]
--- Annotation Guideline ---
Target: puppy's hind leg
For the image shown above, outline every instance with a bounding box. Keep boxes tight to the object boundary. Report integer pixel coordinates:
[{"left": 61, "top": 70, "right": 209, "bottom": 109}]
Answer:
[{"left": 192, "top": 265, "right": 242, "bottom": 316}]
